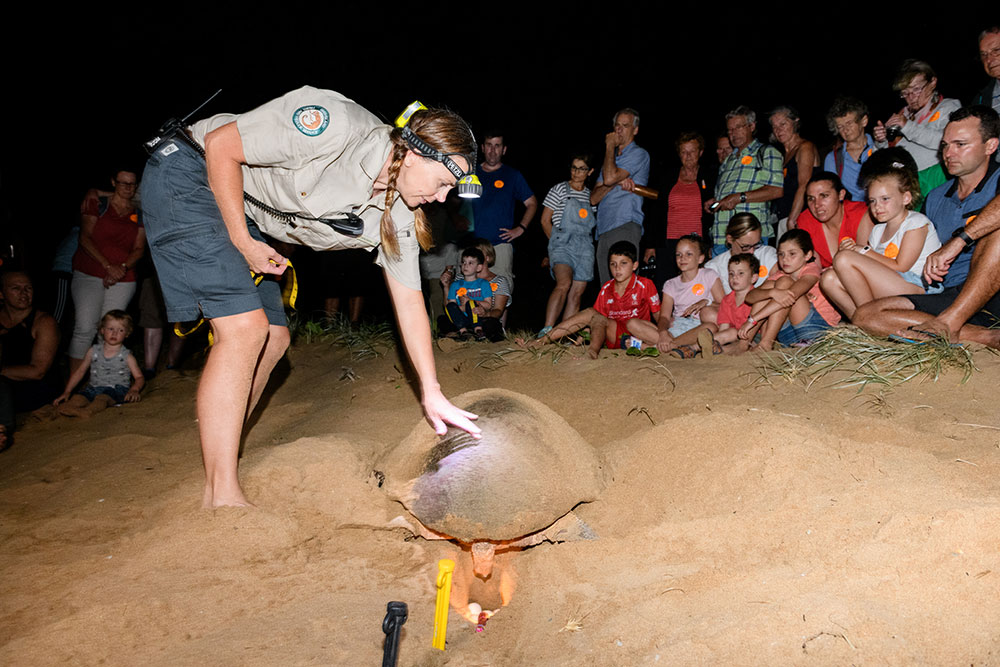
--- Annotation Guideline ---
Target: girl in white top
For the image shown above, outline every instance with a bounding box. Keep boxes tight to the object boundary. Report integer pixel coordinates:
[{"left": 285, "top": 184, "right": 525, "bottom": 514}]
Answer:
[{"left": 820, "top": 166, "right": 941, "bottom": 320}]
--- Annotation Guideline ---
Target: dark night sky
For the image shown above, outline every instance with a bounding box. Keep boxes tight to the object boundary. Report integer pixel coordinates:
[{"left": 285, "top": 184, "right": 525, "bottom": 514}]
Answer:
[{"left": 2, "top": 6, "right": 992, "bottom": 278}]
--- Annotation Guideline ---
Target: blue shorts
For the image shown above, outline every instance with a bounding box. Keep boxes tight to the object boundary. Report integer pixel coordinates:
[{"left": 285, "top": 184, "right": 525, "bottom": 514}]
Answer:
[
  {"left": 141, "top": 139, "right": 286, "bottom": 326},
  {"left": 548, "top": 230, "right": 594, "bottom": 282},
  {"left": 668, "top": 316, "right": 701, "bottom": 337},
  {"left": 899, "top": 270, "right": 944, "bottom": 295},
  {"left": 80, "top": 384, "right": 129, "bottom": 404},
  {"left": 777, "top": 307, "right": 831, "bottom": 345}
]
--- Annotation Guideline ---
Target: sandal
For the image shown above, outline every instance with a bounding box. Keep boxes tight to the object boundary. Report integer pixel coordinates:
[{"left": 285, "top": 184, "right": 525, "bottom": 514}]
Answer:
[{"left": 668, "top": 344, "right": 698, "bottom": 359}]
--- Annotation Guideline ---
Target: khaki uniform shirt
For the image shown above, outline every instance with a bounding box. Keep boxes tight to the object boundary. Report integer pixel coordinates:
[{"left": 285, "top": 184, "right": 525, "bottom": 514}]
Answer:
[{"left": 190, "top": 86, "right": 420, "bottom": 289}]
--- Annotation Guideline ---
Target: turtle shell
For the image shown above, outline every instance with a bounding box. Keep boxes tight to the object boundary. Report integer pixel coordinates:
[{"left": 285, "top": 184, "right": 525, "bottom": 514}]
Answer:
[{"left": 379, "top": 389, "right": 603, "bottom": 542}]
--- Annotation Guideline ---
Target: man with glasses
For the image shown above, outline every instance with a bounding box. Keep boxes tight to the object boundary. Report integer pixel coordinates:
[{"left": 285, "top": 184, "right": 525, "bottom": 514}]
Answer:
[
  {"left": 793, "top": 172, "right": 871, "bottom": 269},
  {"left": 823, "top": 97, "right": 878, "bottom": 202},
  {"left": 591, "top": 108, "right": 651, "bottom": 284},
  {"left": 874, "top": 60, "right": 961, "bottom": 195},
  {"left": 704, "top": 105, "right": 783, "bottom": 255},
  {"left": 972, "top": 26, "right": 1000, "bottom": 115}
]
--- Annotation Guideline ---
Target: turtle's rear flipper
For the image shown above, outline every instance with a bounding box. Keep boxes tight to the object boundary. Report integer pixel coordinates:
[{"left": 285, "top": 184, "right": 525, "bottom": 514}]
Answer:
[{"left": 512, "top": 512, "right": 597, "bottom": 549}]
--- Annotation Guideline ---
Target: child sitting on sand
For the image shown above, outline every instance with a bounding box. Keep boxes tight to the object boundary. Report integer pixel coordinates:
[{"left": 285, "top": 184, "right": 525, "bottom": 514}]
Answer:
[
  {"left": 54, "top": 310, "right": 144, "bottom": 417},
  {"left": 446, "top": 248, "right": 496, "bottom": 341},
  {"left": 819, "top": 162, "right": 941, "bottom": 319},
  {"left": 672, "top": 253, "right": 759, "bottom": 358},
  {"left": 532, "top": 241, "right": 660, "bottom": 358},
  {"left": 739, "top": 230, "right": 840, "bottom": 350},
  {"left": 656, "top": 234, "right": 724, "bottom": 355}
]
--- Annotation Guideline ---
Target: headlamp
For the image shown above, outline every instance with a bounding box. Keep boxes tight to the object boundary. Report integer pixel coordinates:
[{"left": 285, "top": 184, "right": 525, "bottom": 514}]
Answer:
[{"left": 395, "top": 100, "right": 482, "bottom": 199}]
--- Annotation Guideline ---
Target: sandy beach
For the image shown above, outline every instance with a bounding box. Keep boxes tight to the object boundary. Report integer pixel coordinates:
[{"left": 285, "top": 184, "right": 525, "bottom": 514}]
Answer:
[{"left": 3, "top": 333, "right": 1000, "bottom": 665}]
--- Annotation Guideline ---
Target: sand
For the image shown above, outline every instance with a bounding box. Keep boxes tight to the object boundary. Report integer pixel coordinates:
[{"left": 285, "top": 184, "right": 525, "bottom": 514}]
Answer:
[{"left": 3, "top": 336, "right": 1000, "bottom": 665}]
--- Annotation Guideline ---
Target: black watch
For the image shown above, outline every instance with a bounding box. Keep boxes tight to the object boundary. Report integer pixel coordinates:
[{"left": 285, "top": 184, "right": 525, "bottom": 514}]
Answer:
[
  {"left": 739, "top": 192, "right": 748, "bottom": 204},
  {"left": 952, "top": 228, "right": 974, "bottom": 246}
]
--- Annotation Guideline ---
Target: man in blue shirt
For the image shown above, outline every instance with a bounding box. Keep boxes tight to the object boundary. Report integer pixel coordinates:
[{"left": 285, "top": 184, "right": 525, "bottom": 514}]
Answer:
[
  {"left": 470, "top": 132, "right": 537, "bottom": 295},
  {"left": 855, "top": 106, "right": 1000, "bottom": 347},
  {"left": 823, "top": 97, "right": 878, "bottom": 202},
  {"left": 592, "top": 108, "right": 651, "bottom": 284}
]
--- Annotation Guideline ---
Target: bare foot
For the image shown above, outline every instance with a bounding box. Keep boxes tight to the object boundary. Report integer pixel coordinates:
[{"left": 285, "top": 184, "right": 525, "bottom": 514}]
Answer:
[
  {"left": 202, "top": 484, "right": 256, "bottom": 509},
  {"left": 586, "top": 348, "right": 600, "bottom": 360},
  {"left": 29, "top": 405, "right": 58, "bottom": 421},
  {"left": 57, "top": 404, "right": 92, "bottom": 418}
]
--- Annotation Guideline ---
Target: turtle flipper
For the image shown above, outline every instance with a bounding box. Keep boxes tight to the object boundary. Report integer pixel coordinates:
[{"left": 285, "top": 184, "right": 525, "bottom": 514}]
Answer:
[{"left": 511, "top": 512, "right": 597, "bottom": 548}]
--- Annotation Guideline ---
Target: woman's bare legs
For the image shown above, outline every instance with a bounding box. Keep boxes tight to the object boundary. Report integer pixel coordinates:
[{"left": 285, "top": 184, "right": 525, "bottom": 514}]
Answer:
[{"left": 198, "top": 310, "right": 287, "bottom": 508}]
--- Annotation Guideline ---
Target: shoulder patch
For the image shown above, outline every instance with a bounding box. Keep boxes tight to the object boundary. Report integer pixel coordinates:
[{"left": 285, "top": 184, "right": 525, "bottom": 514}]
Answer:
[{"left": 292, "top": 105, "right": 330, "bottom": 136}]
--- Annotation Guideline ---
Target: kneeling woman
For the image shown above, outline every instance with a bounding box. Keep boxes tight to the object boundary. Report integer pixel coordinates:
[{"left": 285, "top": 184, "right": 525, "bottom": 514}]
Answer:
[
  {"left": 820, "top": 163, "right": 940, "bottom": 320},
  {"left": 142, "top": 87, "right": 481, "bottom": 507}
]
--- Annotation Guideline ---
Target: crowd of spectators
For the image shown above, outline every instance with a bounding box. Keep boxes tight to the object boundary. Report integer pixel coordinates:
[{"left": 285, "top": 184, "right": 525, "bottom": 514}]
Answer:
[{"left": 2, "top": 26, "right": 1000, "bottom": 447}]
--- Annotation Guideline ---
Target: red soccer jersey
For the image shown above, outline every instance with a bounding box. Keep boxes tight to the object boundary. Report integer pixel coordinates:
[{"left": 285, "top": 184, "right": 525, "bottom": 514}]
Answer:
[{"left": 594, "top": 274, "right": 661, "bottom": 323}]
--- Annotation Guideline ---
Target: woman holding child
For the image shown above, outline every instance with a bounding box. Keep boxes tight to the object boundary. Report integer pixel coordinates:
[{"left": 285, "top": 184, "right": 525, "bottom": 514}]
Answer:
[{"left": 141, "top": 88, "right": 481, "bottom": 507}]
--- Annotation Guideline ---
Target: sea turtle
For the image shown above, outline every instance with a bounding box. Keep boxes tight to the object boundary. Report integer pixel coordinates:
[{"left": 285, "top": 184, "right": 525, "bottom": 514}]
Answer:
[{"left": 376, "top": 388, "right": 603, "bottom": 578}]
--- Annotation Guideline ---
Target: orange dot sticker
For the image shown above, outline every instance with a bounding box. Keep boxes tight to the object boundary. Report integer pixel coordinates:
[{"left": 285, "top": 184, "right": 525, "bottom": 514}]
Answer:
[
  {"left": 867, "top": 148, "right": 873, "bottom": 158},
  {"left": 741, "top": 155, "right": 753, "bottom": 165},
  {"left": 884, "top": 242, "right": 899, "bottom": 258},
  {"left": 579, "top": 208, "right": 589, "bottom": 218},
  {"left": 759, "top": 265, "right": 768, "bottom": 278},
  {"left": 494, "top": 180, "right": 505, "bottom": 189},
  {"left": 840, "top": 236, "right": 852, "bottom": 244},
  {"left": 929, "top": 111, "right": 940, "bottom": 123},
  {"left": 457, "top": 287, "right": 467, "bottom": 297},
  {"left": 966, "top": 215, "right": 976, "bottom": 226},
  {"left": 490, "top": 282, "right": 499, "bottom": 291},
  {"left": 691, "top": 283, "right": 705, "bottom": 296},
  {"left": 130, "top": 213, "right": 139, "bottom": 223}
]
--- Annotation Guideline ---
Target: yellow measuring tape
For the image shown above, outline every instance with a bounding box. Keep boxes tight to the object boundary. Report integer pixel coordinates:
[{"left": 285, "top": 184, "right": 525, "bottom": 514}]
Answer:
[{"left": 174, "top": 259, "right": 297, "bottom": 345}]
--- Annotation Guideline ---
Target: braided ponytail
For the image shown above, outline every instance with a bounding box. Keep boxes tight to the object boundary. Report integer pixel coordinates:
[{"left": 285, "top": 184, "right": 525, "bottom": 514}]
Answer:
[{"left": 379, "top": 108, "right": 475, "bottom": 260}]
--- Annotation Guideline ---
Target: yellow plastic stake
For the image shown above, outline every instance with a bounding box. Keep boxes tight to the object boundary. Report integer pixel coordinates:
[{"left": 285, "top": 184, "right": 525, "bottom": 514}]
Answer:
[{"left": 432, "top": 559, "right": 455, "bottom": 650}]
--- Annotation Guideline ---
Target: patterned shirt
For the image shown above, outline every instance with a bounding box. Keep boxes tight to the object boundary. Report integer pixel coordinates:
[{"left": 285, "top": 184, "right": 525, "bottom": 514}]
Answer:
[{"left": 713, "top": 139, "right": 784, "bottom": 244}]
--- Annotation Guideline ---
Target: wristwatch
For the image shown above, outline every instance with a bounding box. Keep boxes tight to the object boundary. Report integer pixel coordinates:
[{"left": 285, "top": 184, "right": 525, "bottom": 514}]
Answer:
[
  {"left": 739, "top": 192, "right": 748, "bottom": 204},
  {"left": 952, "top": 228, "right": 974, "bottom": 246}
]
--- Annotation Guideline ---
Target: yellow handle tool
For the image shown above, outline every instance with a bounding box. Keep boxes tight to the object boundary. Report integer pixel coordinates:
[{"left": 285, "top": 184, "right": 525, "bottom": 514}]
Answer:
[{"left": 432, "top": 559, "right": 455, "bottom": 650}]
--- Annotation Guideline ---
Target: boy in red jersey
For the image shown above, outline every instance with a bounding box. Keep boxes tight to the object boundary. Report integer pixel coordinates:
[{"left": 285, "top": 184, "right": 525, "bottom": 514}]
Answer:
[{"left": 532, "top": 241, "right": 660, "bottom": 358}]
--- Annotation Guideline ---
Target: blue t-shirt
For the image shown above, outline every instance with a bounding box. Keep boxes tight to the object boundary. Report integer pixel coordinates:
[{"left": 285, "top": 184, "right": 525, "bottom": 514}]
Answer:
[
  {"left": 924, "top": 162, "right": 1000, "bottom": 288},
  {"left": 823, "top": 134, "right": 876, "bottom": 202},
  {"left": 470, "top": 163, "right": 534, "bottom": 245},
  {"left": 448, "top": 277, "right": 495, "bottom": 302},
  {"left": 595, "top": 141, "right": 650, "bottom": 236}
]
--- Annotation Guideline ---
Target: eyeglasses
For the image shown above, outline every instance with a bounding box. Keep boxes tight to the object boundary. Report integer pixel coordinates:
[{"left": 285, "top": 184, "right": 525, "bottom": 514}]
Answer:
[
  {"left": 116, "top": 181, "right": 138, "bottom": 188},
  {"left": 570, "top": 165, "right": 589, "bottom": 172},
  {"left": 899, "top": 81, "right": 928, "bottom": 99},
  {"left": 734, "top": 240, "right": 762, "bottom": 252}
]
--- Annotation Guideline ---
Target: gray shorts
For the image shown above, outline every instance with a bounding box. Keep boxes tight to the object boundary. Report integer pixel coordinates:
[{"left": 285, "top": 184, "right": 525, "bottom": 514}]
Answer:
[{"left": 141, "top": 140, "right": 286, "bottom": 326}]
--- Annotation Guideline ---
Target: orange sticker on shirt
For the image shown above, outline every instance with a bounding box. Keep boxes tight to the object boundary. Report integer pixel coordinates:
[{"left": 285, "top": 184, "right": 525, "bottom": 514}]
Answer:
[
  {"left": 579, "top": 208, "right": 589, "bottom": 218},
  {"left": 490, "top": 282, "right": 499, "bottom": 291},
  {"left": 966, "top": 215, "right": 977, "bottom": 226},
  {"left": 759, "top": 265, "right": 768, "bottom": 278},
  {"left": 840, "top": 236, "right": 852, "bottom": 244},
  {"left": 494, "top": 179, "right": 505, "bottom": 188},
  {"left": 457, "top": 287, "right": 467, "bottom": 297},
  {"left": 929, "top": 111, "right": 941, "bottom": 122},
  {"left": 691, "top": 283, "right": 705, "bottom": 295},
  {"left": 741, "top": 155, "right": 753, "bottom": 165},
  {"left": 130, "top": 213, "right": 139, "bottom": 223},
  {"left": 884, "top": 242, "right": 899, "bottom": 258}
]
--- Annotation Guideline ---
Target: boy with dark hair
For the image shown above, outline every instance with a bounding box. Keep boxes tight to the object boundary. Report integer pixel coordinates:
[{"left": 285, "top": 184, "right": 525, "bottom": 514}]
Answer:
[
  {"left": 446, "top": 248, "right": 496, "bottom": 341},
  {"left": 532, "top": 241, "right": 660, "bottom": 358}
]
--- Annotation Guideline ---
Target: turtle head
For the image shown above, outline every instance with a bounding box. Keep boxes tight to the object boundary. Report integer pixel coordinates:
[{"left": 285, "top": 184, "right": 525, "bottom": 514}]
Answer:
[{"left": 471, "top": 541, "right": 496, "bottom": 579}]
